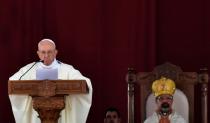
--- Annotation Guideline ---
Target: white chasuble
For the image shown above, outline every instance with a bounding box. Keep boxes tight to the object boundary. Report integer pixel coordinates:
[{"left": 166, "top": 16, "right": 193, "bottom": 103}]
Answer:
[{"left": 9, "top": 60, "right": 92, "bottom": 123}]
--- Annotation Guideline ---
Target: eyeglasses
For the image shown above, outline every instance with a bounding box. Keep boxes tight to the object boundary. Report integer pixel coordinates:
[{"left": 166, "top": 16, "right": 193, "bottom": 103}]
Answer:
[
  {"left": 38, "top": 50, "right": 56, "bottom": 55},
  {"left": 157, "top": 96, "right": 173, "bottom": 101}
]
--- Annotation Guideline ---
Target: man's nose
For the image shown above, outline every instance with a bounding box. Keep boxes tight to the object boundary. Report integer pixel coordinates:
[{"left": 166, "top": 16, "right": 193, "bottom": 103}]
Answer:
[
  {"left": 161, "top": 100, "right": 169, "bottom": 104},
  {"left": 44, "top": 53, "right": 49, "bottom": 57}
]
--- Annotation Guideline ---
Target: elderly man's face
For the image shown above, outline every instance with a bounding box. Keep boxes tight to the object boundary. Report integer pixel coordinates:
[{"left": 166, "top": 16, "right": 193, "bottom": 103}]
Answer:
[
  {"left": 37, "top": 41, "right": 57, "bottom": 65},
  {"left": 156, "top": 94, "right": 173, "bottom": 111},
  {"left": 104, "top": 111, "right": 121, "bottom": 123}
]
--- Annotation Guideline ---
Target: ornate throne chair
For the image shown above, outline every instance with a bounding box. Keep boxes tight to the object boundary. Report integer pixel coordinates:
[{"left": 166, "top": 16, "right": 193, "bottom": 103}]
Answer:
[{"left": 126, "top": 63, "right": 208, "bottom": 123}]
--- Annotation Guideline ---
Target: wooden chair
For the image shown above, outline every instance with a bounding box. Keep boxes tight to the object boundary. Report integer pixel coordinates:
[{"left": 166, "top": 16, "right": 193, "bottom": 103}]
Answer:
[{"left": 126, "top": 62, "right": 208, "bottom": 123}]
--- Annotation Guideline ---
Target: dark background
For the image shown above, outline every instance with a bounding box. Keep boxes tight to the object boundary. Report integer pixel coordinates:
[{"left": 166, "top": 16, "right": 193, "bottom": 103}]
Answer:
[{"left": 0, "top": 0, "right": 210, "bottom": 123}]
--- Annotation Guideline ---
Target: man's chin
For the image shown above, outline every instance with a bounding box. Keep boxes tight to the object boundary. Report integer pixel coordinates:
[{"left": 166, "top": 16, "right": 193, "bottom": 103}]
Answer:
[{"left": 43, "top": 61, "right": 51, "bottom": 65}]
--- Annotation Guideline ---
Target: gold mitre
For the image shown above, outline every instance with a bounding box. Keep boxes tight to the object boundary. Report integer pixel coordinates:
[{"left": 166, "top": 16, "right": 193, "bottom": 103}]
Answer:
[{"left": 152, "top": 77, "right": 176, "bottom": 97}]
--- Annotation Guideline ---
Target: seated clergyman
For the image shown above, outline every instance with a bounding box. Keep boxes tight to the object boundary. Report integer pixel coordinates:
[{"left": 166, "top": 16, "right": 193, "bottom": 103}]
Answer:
[{"left": 144, "top": 77, "right": 186, "bottom": 123}]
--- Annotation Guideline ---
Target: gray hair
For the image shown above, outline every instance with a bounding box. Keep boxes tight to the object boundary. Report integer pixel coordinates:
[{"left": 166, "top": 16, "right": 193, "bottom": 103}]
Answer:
[{"left": 38, "top": 38, "right": 56, "bottom": 49}]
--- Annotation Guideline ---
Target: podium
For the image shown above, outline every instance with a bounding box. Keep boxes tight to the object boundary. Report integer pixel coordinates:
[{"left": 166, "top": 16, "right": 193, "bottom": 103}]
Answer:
[{"left": 8, "top": 80, "right": 88, "bottom": 123}]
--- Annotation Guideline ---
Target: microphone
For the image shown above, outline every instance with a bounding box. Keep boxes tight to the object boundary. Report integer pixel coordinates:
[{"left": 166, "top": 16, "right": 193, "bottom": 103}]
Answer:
[
  {"left": 57, "top": 60, "right": 61, "bottom": 64},
  {"left": 19, "top": 60, "right": 43, "bottom": 80}
]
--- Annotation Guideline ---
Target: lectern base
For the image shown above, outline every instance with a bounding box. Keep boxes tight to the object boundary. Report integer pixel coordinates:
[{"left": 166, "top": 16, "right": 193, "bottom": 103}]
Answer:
[{"left": 33, "top": 96, "right": 65, "bottom": 123}]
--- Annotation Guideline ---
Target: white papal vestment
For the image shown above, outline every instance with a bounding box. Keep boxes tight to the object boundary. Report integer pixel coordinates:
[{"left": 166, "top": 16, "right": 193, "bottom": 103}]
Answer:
[
  {"left": 144, "top": 112, "right": 186, "bottom": 123},
  {"left": 9, "top": 60, "right": 92, "bottom": 123}
]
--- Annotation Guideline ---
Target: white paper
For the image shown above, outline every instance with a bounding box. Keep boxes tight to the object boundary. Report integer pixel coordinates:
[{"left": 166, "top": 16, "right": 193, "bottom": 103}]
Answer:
[{"left": 36, "top": 68, "right": 58, "bottom": 80}]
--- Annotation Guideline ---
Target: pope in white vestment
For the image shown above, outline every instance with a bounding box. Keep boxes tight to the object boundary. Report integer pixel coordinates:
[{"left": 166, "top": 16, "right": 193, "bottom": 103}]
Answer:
[{"left": 8, "top": 39, "right": 92, "bottom": 123}]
